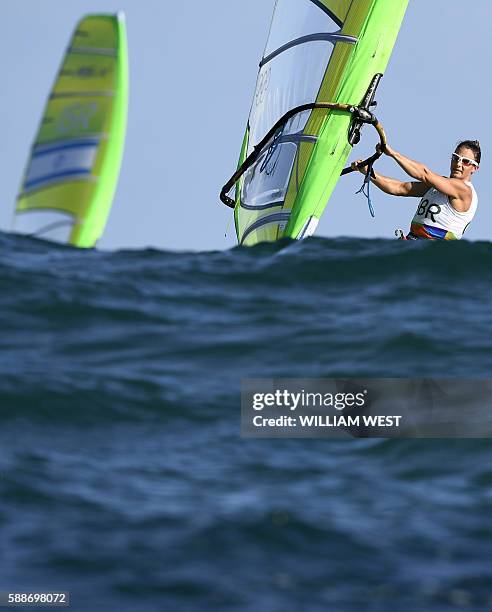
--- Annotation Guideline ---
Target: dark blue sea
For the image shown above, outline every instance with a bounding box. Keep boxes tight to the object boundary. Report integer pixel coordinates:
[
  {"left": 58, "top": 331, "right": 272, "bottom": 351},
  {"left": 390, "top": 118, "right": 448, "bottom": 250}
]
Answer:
[{"left": 1, "top": 231, "right": 492, "bottom": 611}]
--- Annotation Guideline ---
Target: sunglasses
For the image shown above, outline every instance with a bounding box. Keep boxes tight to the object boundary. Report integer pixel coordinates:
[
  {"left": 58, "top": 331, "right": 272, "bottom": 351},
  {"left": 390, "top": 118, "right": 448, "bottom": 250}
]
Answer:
[{"left": 451, "top": 153, "right": 478, "bottom": 168}]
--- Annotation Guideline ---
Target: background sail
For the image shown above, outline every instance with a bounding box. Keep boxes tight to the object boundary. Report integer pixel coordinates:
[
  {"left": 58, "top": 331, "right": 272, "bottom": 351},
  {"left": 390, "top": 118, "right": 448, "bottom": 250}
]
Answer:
[
  {"left": 234, "top": 0, "right": 408, "bottom": 246},
  {"left": 14, "top": 13, "right": 128, "bottom": 248}
]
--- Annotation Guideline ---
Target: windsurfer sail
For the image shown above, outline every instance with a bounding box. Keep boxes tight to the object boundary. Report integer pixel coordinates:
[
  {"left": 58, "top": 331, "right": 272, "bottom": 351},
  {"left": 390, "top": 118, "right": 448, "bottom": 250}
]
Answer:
[
  {"left": 220, "top": 0, "right": 409, "bottom": 246},
  {"left": 13, "top": 13, "right": 129, "bottom": 248}
]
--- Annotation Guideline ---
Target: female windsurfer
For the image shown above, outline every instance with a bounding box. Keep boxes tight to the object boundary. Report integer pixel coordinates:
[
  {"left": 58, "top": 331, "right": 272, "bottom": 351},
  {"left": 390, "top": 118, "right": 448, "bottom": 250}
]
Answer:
[{"left": 352, "top": 140, "right": 480, "bottom": 240}]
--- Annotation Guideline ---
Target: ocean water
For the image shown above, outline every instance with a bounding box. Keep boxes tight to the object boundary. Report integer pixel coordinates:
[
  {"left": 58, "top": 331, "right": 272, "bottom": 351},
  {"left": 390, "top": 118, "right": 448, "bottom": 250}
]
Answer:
[{"left": 1, "top": 231, "right": 492, "bottom": 611}]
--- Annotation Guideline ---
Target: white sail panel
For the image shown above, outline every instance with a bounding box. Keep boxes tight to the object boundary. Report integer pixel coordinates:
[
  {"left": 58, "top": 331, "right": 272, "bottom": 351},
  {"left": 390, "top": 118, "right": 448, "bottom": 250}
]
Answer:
[{"left": 248, "top": 0, "right": 348, "bottom": 151}]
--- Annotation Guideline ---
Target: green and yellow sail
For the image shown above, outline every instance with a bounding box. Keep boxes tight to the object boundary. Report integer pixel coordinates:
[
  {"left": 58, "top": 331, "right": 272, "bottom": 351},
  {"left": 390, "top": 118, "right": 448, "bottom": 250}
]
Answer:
[
  {"left": 14, "top": 13, "right": 129, "bottom": 248},
  {"left": 228, "top": 0, "right": 408, "bottom": 245}
]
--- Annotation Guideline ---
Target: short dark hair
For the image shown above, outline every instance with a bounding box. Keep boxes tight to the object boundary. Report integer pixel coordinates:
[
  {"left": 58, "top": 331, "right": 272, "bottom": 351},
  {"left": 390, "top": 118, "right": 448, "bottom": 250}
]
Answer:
[{"left": 456, "top": 140, "right": 481, "bottom": 164}]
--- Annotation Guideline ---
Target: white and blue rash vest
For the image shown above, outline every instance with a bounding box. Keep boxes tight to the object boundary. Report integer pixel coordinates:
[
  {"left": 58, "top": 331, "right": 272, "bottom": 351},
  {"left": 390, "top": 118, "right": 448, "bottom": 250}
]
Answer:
[{"left": 409, "top": 181, "right": 478, "bottom": 240}]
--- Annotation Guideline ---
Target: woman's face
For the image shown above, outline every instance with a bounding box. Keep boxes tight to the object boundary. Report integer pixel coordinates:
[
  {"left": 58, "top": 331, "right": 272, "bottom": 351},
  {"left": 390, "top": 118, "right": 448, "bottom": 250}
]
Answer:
[{"left": 450, "top": 146, "right": 479, "bottom": 179}]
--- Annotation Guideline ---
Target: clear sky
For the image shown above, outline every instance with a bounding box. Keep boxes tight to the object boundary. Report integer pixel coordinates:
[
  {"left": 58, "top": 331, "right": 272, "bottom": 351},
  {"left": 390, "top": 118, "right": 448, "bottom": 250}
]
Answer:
[{"left": 0, "top": 1, "right": 490, "bottom": 251}]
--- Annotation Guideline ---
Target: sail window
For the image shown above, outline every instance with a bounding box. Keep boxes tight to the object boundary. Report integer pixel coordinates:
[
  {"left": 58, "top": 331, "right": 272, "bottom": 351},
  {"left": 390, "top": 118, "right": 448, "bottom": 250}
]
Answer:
[
  {"left": 13, "top": 210, "right": 76, "bottom": 244},
  {"left": 242, "top": 141, "right": 297, "bottom": 209},
  {"left": 264, "top": 0, "right": 345, "bottom": 58}
]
